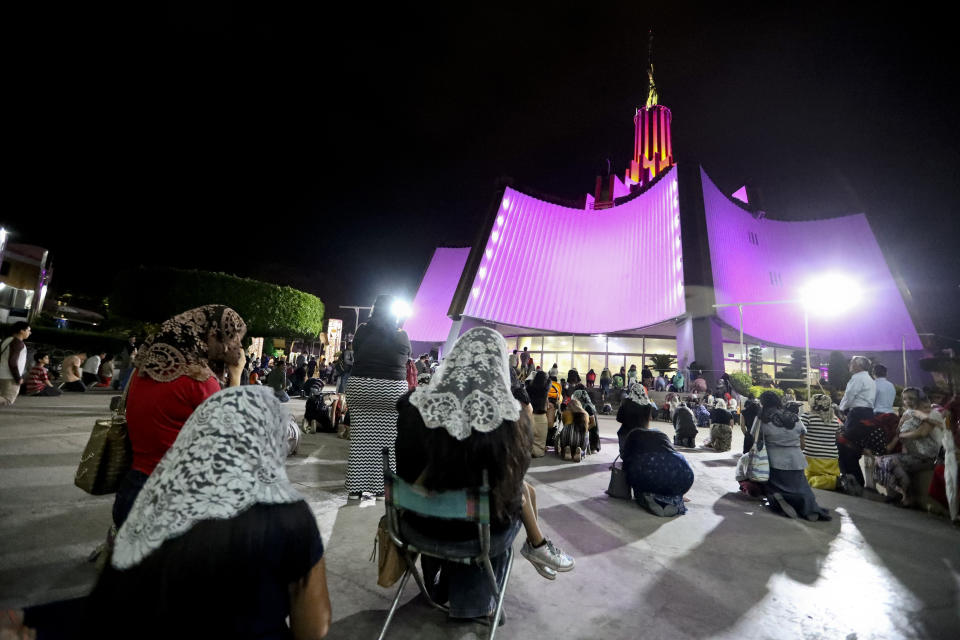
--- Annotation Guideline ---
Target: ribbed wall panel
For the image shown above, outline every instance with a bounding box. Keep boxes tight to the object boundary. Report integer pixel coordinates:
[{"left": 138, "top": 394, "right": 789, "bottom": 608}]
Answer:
[
  {"left": 701, "top": 167, "right": 922, "bottom": 351},
  {"left": 404, "top": 247, "right": 471, "bottom": 342},
  {"left": 462, "top": 168, "right": 685, "bottom": 334}
]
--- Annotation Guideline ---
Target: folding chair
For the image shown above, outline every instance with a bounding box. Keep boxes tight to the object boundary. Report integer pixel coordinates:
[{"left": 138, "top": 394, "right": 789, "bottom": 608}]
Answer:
[{"left": 378, "top": 448, "right": 514, "bottom": 640}]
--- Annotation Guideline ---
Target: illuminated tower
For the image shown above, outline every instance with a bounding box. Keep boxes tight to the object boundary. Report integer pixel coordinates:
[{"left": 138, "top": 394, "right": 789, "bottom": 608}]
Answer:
[{"left": 627, "top": 31, "right": 673, "bottom": 186}]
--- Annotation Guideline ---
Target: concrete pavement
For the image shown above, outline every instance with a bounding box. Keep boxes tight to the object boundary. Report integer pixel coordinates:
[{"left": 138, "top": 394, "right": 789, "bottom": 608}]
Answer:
[{"left": 1, "top": 391, "right": 958, "bottom": 639}]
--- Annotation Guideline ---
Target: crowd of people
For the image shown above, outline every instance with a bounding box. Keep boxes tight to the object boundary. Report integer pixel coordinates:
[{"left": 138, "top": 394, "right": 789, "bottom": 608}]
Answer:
[{"left": 2, "top": 306, "right": 958, "bottom": 637}]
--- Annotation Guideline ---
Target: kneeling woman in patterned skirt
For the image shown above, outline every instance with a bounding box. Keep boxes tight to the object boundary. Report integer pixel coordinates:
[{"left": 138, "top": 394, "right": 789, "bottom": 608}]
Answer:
[
  {"left": 617, "top": 383, "right": 695, "bottom": 517},
  {"left": 345, "top": 295, "right": 412, "bottom": 498}
]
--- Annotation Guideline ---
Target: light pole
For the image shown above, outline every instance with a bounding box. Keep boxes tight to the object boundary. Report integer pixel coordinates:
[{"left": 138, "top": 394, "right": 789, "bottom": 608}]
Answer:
[
  {"left": 714, "top": 273, "right": 862, "bottom": 403},
  {"left": 713, "top": 299, "right": 810, "bottom": 398},
  {"left": 339, "top": 305, "right": 372, "bottom": 335}
]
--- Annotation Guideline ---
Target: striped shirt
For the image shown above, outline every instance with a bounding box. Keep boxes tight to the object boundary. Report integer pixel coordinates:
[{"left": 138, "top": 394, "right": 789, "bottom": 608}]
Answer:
[
  {"left": 27, "top": 364, "right": 50, "bottom": 394},
  {"left": 800, "top": 412, "right": 839, "bottom": 459}
]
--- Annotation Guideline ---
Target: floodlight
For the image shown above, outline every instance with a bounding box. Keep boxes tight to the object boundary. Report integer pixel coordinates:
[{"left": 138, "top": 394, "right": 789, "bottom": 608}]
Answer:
[
  {"left": 799, "top": 274, "right": 862, "bottom": 316},
  {"left": 391, "top": 299, "right": 412, "bottom": 319}
]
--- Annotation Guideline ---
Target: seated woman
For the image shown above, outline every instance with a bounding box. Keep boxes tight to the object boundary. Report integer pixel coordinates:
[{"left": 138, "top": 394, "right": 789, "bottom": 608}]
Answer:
[
  {"left": 758, "top": 391, "right": 832, "bottom": 521},
  {"left": 83, "top": 387, "right": 332, "bottom": 639},
  {"left": 800, "top": 394, "right": 842, "bottom": 490},
  {"left": 558, "top": 396, "right": 589, "bottom": 461},
  {"left": 672, "top": 401, "right": 698, "bottom": 448},
  {"left": 525, "top": 371, "right": 551, "bottom": 457},
  {"left": 571, "top": 389, "right": 600, "bottom": 453},
  {"left": 705, "top": 398, "right": 734, "bottom": 452},
  {"left": 874, "top": 387, "right": 945, "bottom": 507},
  {"left": 617, "top": 383, "right": 695, "bottom": 517},
  {"left": 694, "top": 400, "right": 712, "bottom": 428},
  {"left": 397, "top": 327, "right": 539, "bottom": 622}
]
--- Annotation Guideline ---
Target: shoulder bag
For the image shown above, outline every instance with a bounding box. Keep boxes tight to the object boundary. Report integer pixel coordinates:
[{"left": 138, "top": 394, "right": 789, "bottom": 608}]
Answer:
[
  {"left": 735, "top": 417, "right": 770, "bottom": 483},
  {"left": 606, "top": 454, "right": 633, "bottom": 500},
  {"left": 371, "top": 515, "right": 406, "bottom": 588},
  {"left": 74, "top": 371, "right": 134, "bottom": 495}
]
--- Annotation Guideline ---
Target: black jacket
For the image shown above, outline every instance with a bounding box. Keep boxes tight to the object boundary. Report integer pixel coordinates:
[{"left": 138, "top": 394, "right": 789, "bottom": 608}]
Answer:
[{"left": 350, "top": 319, "right": 412, "bottom": 381}]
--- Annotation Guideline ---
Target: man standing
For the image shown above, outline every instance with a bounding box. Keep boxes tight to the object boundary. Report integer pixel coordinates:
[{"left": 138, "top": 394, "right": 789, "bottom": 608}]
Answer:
[
  {"left": 509, "top": 349, "right": 519, "bottom": 373},
  {"left": 337, "top": 342, "right": 354, "bottom": 393},
  {"left": 113, "top": 335, "right": 137, "bottom": 390},
  {"left": 836, "top": 355, "right": 877, "bottom": 493},
  {"left": 872, "top": 364, "right": 896, "bottom": 415},
  {"left": 0, "top": 322, "right": 32, "bottom": 406},
  {"left": 82, "top": 352, "right": 103, "bottom": 387}
]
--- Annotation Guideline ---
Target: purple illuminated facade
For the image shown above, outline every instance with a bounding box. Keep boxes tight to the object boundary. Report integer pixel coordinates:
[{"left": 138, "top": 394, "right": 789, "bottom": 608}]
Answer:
[
  {"left": 403, "top": 89, "right": 924, "bottom": 385},
  {"left": 702, "top": 168, "right": 922, "bottom": 352},
  {"left": 460, "top": 171, "right": 684, "bottom": 334},
  {"left": 404, "top": 247, "right": 471, "bottom": 357}
]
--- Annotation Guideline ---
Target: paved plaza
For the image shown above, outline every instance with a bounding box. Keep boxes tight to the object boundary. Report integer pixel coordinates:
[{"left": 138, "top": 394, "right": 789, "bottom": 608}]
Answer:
[{"left": 1, "top": 392, "right": 958, "bottom": 639}]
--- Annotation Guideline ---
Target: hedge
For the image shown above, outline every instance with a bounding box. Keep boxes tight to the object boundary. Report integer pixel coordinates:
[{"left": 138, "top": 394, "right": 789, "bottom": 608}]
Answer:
[
  {"left": 110, "top": 267, "right": 325, "bottom": 338},
  {"left": 729, "top": 373, "right": 752, "bottom": 396}
]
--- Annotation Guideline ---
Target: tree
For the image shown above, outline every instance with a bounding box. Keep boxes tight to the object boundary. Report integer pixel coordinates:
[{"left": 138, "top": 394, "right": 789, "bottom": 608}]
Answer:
[
  {"left": 646, "top": 354, "right": 677, "bottom": 376},
  {"left": 110, "top": 267, "right": 325, "bottom": 338},
  {"left": 776, "top": 349, "right": 807, "bottom": 390},
  {"left": 827, "top": 351, "right": 850, "bottom": 392},
  {"left": 749, "top": 347, "right": 764, "bottom": 384}
]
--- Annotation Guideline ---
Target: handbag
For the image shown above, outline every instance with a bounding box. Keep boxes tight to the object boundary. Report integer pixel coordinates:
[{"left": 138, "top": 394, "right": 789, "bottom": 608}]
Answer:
[
  {"left": 371, "top": 515, "right": 406, "bottom": 587},
  {"left": 606, "top": 455, "right": 632, "bottom": 499},
  {"left": 74, "top": 372, "right": 133, "bottom": 495},
  {"left": 735, "top": 417, "right": 770, "bottom": 483}
]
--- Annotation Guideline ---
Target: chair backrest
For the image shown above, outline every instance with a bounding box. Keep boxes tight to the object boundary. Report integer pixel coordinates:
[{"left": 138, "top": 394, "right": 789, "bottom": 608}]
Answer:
[{"left": 382, "top": 448, "right": 490, "bottom": 525}]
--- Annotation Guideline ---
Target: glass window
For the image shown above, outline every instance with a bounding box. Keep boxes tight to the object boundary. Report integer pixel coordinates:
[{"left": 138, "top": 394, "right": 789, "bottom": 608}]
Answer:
[
  {"left": 518, "top": 336, "right": 540, "bottom": 351},
  {"left": 555, "top": 353, "right": 573, "bottom": 376},
  {"left": 573, "top": 353, "right": 590, "bottom": 375},
  {"left": 542, "top": 353, "right": 558, "bottom": 371},
  {"left": 762, "top": 364, "right": 776, "bottom": 378},
  {"left": 503, "top": 336, "right": 519, "bottom": 350},
  {"left": 775, "top": 348, "right": 794, "bottom": 364},
  {"left": 723, "top": 342, "right": 748, "bottom": 361},
  {"left": 643, "top": 338, "right": 677, "bottom": 356},
  {"left": 607, "top": 336, "right": 644, "bottom": 354},
  {"left": 626, "top": 355, "right": 646, "bottom": 374},
  {"left": 589, "top": 354, "right": 607, "bottom": 373},
  {"left": 527, "top": 352, "right": 544, "bottom": 370},
  {"left": 749, "top": 345, "right": 775, "bottom": 363},
  {"left": 607, "top": 354, "right": 626, "bottom": 374},
  {"left": 573, "top": 335, "right": 607, "bottom": 352},
  {"left": 724, "top": 360, "right": 745, "bottom": 375},
  {"left": 542, "top": 335, "right": 573, "bottom": 351}
]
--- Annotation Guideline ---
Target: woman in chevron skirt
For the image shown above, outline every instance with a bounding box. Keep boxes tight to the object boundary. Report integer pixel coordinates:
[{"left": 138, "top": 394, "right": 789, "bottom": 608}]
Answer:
[{"left": 344, "top": 295, "right": 412, "bottom": 497}]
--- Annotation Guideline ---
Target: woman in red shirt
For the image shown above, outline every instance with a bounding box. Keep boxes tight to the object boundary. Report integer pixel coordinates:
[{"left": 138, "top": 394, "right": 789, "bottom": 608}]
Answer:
[{"left": 112, "top": 305, "right": 247, "bottom": 529}]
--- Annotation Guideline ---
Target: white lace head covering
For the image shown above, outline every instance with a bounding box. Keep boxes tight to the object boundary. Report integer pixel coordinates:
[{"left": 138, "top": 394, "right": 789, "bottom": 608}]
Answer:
[
  {"left": 626, "top": 382, "right": 651, "bottom": 406},
  {"left": 112, "top": 386, "right": 302, "bottom": 570},
  {"left": 409, "top": 327, "right": 520, "bottom": 441}
]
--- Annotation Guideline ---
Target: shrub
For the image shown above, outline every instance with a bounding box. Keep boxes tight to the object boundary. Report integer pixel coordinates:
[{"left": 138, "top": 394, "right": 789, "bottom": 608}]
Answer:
[
  {"left": 748, "top": 385, "right": 783, "bottom": 400},
  {"left": 729, "top": 372, "right": 752, "bottom": 396},
  {"left": 110, "top": 267, "right": 325, "bottom": 338},
  {"left": 827, "top": 351, "right": 850, "bottom": 392},
  {"left": 26, "top": 327, "right": 127, "bottom": 356}
]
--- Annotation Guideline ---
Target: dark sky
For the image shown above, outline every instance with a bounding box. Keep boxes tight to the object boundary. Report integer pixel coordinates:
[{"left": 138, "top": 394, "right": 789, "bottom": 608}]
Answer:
[{"left": 7, "top": 3, "right": 960, "bottom": 341}]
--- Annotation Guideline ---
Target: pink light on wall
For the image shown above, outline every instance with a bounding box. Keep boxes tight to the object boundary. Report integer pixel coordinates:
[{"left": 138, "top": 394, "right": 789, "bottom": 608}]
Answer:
[
  {"left": 462, "top": 168, "right": 685, "bottom": 334},
  {"left": 701, "top": 167, "right": 922, "bottom": 351},
  {"left": 404, "top": 247, "right": 471, "bottom": 342}
]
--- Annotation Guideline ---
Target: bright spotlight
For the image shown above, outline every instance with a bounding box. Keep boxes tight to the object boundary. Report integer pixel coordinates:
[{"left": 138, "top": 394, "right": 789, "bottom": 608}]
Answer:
[
  {"left": 391, "top": 299, "right": 412, "bottom": 319},
  {"left": 800, "top": 274, "right": 862, "bottom": 316}
]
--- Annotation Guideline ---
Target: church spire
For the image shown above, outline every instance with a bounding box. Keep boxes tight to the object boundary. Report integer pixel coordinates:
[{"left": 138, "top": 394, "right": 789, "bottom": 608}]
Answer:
[{"left": 645, "top": 29, "right": 658, "bottom": 108}]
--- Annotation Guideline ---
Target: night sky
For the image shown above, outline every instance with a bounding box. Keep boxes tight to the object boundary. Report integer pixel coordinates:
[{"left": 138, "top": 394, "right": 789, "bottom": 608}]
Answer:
[{"left": 7, "top": 4, "right": 960, "bottom": 342}]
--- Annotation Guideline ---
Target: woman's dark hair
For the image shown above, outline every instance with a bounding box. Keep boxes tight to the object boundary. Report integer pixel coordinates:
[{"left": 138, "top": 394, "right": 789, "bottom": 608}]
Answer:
[
  {"left": 619, "top": 399, "right": 651, "bottom": 431},
  {"left": 742, "top": 398, "right": 762, "bottom": 427},
  {"left": 33, "top": 350, "right": 48, "bottom": 361},
  {"left": 760, "top": 390, "right": 798, "bottom": 429},
  {"left": 86, "top": 502, "right": 319, "bottom": 638},
  {"left": 511, "top": 385, "right": 530, "bottom": 405},
  {"left": 397, "top": 398, "right": 532, "bottom": 524}
]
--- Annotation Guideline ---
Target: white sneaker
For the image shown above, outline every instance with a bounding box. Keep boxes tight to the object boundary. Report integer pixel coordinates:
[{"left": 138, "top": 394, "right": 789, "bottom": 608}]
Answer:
[{"left": 520, "top": 538, "right": 575, "bottom": 572}]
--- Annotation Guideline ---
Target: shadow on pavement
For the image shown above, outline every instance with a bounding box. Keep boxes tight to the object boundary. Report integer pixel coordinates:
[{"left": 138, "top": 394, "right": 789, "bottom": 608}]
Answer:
[
  {"left": 526, "top": 462, "right": 609, "bottom": 484},
  {"left": 637, "top": 491, "right": 840, "bottom": 637},
  {"left": 539, "top": 495, "right": 669, "bottom": 556}
]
